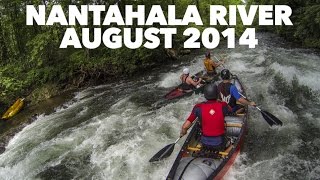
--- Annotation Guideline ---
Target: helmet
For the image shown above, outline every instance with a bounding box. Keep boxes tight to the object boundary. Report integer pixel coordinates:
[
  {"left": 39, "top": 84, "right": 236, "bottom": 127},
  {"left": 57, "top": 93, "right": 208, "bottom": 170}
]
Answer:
[
  {"left": 183, "top": 68, "right": 190, "bottom": 75},
  {"left": 204, "top": 84, "right": 218, "bottom": 100},
  {"left": 221, "top": 69, "right": 231, "bottom": 80},
  {"left": 205, "top": 51, "right": 211, "bottom": 58}
]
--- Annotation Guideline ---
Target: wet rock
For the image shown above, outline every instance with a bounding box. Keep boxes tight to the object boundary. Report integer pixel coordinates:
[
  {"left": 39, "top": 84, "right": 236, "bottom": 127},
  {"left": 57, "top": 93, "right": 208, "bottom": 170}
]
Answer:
[
  {"left": 0, "top": 146, "right": 5, "bottom": 154},
  {"left": 165, "top": 48, "right": 178, "bottom": 60},
  {"left": 179, "top": 49, "right": 191, "bottom": 55},
  {"left": 26, "top": 84, "right": 60, "bottom": 106}
]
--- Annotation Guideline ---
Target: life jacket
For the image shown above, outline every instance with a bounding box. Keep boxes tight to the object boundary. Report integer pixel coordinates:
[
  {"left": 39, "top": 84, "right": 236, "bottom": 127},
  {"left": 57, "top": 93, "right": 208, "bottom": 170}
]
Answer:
[
  {"left": 204, "top": 58, "right": 215, "bottom": 73},
  {"left": 180, "top": 74, "right": 194, "bottom": 90},
  {"left": 218, "top": 82, "right": 237, "bottom": 108},
  {"left": 196, "top": 100, "right": 225, "bottom": 137}
]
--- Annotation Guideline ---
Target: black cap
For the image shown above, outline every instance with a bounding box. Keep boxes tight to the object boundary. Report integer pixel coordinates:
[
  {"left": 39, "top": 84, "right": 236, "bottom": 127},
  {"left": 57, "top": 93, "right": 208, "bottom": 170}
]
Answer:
[
  {"left": 205, "top": 51, "right": 211, "bottom": 58},
  {"left": 221, "top": 69, "right": 231, "bottom": 80},
  {"left": 204, "top": 84, "right": 218, "bottom": 100}
]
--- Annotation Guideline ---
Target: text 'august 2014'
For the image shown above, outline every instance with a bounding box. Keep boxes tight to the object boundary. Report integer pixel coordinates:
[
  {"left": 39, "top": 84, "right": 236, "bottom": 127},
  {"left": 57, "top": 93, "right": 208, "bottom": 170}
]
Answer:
[{"left": 26, "top": 5, "right": 293, "bottom": 49}]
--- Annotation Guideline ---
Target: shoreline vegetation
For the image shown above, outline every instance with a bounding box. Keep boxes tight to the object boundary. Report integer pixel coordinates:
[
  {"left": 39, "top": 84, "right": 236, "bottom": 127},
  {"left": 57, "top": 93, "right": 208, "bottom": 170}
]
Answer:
[
  {"left": 0, "top": 1, "right": 319, "bottom": 150},
  {"left": 248, "top": 0, "right": 320, "bottom": 49},
  {"left": 1, "top": 0, "right": 319, "bottom": 111},
  {"left": 0, "top": 0, "right": 247, "bottom": 113}
]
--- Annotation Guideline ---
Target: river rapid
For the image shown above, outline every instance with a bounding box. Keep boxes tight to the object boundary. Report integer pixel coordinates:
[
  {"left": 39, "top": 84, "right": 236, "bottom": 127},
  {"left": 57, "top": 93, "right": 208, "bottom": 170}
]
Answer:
[{"left": 0, "top": 33, "right": 319, "bottom": 180}]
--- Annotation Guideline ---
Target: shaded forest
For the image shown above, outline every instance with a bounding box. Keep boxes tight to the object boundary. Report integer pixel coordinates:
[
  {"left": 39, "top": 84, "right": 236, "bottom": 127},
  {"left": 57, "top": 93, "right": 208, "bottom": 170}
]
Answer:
[
  {"left": 2, "top": 0, "right": 319, "bottom": 107},
  {"left": 249, "top": 0, "right": 320, "bottom": 48},
  {"left": 0, "top": 0, "right": 244, "bottom": 106}
]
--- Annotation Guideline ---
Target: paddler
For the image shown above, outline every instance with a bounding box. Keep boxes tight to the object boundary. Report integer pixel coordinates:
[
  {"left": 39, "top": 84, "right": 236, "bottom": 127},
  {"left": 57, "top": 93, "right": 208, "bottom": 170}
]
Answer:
[
  {"left": 180, "top": 68, "right": 202, "bottom": 91},
  {"left": 203, "top": 51, "right": 224, "bottom": 76},
  {"left": 218, "top": 69, "right": 256, "bottom": 114},
  {"left": 180, "top": 84, "right": 231, "bottom": 151}
]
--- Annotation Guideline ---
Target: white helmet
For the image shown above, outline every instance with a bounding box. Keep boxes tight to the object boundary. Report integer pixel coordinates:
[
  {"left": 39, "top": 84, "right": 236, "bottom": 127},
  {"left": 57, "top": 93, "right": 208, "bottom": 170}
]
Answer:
[{"left": 183, "top": 68, "right": 190, "bottom": 75}]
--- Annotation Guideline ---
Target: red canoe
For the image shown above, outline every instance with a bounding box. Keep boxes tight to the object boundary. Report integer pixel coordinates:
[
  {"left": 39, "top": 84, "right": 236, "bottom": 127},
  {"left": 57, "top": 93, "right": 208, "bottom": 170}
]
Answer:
[{"left": 166, "top": 76, "right": 248, "bottom": 180}]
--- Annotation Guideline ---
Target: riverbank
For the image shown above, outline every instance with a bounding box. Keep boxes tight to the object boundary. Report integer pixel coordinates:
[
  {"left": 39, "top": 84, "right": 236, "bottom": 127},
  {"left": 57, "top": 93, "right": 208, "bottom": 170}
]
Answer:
[
  {"left": 0, "top": 90, "right": 76, "bottom": 154},
  {"left": 0, "top": 47, "right": 201, "bottom": 155},
  {"left": 0, "top": 32, "right": 319, "bottom": 179}
]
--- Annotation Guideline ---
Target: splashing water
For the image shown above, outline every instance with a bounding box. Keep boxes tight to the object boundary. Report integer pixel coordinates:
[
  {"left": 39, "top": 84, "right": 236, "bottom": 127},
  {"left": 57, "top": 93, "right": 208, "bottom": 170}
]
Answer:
[{"left": 0, "top": 33, "right": 319, "bottom": 180}]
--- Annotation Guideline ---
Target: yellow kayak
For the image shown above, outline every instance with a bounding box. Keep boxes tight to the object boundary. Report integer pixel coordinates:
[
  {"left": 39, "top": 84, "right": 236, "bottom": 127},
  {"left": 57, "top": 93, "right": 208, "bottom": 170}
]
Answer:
[{"left": 2, "top": 98, "right": 25, "bottom": 119}]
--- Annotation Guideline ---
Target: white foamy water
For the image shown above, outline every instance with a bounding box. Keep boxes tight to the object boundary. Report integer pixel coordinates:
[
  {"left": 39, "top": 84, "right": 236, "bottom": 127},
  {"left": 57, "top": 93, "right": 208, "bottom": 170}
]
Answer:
[
  {"left": 0, "top": 33, "right": 319, "bottom": 180},
  {"left": 158, "top": 55, "right": 221, "bottom": 88},
  {"left": 0, "top": 81, "right": 205, "bottom": 180},
  {"left": 158, "top": 72, "right": 181, "bottom": 88},
  {"left": 227, "top": 152, "right": 320, "bottom": 180}
]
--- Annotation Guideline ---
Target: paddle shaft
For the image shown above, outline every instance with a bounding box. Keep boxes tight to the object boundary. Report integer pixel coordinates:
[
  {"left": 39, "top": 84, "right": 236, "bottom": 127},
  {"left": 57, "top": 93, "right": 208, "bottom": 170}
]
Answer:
[
  {"left": 238, "top": 92, "right": 262, "bottom": 111},
  {"left": 149, "top": 119, "right": 199, "bottom": 162},
  {"left": 238, "top": 92, "right": 283, "bottom": 126},
  {"left": 213, "top": 56, "right": 226, "bottom": 69},
  {"left": 158, "top": 137, "right": 181, "bottom": 159},
  {"left": 238, "top": 92, "right": 253, "bottom": 104},
  {"left": 174, "top": 137, "right": 181, "bottom": 144},
  {"left": 239, "top": 92, "right": 263, "bottom": 109},
  {"left": 213, "top": 55, "right": 283, "bottom": 126}
]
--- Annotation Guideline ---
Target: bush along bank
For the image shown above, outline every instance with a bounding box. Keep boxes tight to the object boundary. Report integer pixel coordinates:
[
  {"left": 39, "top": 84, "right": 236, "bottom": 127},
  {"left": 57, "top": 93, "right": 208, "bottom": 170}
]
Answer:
[
  {"left": 0, "top": 0, "right": 247, "bottom": 111},
  {"left": 0, "top": 46, "right": 176, "bottom": 113}
]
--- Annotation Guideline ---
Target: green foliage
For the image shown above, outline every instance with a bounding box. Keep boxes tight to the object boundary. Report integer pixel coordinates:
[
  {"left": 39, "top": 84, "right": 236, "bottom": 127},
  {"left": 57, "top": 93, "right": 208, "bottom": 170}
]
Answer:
[
  {"left": 294, "top": 5, "right": 320, "bottom": 48},
  {"left": 248, "top": 0, "right": 320, "bottom": 49},
  {"left": 0, "top": 65, "right": 26, "bottom": 103},
  {"left": 0, "top": 0, "right": 244, "bottom": 106}
]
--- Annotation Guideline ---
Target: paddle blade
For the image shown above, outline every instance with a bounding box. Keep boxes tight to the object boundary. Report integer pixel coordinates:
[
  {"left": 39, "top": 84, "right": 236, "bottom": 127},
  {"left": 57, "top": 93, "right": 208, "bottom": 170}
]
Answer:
[
  {"left": 260, "top": 110, "right": 283, "bottom": 126},
  {"left": 149, "top": 143, "right": 175, "bottom": 162}
]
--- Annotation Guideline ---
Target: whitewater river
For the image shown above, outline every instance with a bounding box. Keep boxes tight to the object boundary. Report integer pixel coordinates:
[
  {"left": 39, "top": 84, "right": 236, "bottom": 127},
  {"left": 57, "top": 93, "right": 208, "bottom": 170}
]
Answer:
[{"left": 0, "top": 33, "right": 319, "bottom": 180}]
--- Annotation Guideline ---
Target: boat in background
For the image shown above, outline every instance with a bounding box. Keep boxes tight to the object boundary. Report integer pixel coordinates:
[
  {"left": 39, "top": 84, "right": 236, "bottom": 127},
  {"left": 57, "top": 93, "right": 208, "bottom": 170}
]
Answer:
[
  {"left": 164, "top": 71, "right": 218, "bottom": 100},
  {"left": 2, "top": 98, "right": 25, "bottom": 120}
]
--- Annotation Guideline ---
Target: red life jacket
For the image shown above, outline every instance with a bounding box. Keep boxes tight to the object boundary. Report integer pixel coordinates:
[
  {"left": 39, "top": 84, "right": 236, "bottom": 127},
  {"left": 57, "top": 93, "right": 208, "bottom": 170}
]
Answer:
[{"left": 187, "top": 100, "right": 226, "bottom": 137}]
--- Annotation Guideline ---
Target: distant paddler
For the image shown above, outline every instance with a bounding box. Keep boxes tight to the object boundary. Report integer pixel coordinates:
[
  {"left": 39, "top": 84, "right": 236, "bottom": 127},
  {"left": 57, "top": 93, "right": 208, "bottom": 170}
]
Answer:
[
  {"left": 203, "top": 51, "right": 225, "bottom": 77},
  {"left": 179, "top": 68, "right": 202, "bottom": 91}
]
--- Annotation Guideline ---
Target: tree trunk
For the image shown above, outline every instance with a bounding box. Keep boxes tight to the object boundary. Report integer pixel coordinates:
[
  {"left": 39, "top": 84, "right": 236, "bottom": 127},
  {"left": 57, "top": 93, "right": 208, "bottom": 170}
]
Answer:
[
  {"left": 196, "top": 0, "right": 200, "bottom": 11},
  {"left": 85, "top": 48, "right": 90, "bottom": 61}
]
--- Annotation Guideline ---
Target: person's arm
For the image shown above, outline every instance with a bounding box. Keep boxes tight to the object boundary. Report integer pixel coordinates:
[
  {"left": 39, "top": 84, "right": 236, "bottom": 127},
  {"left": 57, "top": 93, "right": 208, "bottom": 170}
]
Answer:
[
  {"left": 238, "top": 97, "right": 256, "bottom": 106},
  {"left": 187, "top": 77, "right": 201, "bottom": 86},
  {"left": 211, "top": 59, "right": 224, "bottom": 68},
  {"left": 180, "top": 120, "right": 192, "bottom": 137},
  {"left": 180, "top": 105, "right": 199, "bottom": 136},
  {"left": 221, "top": 102, "right": 232, "bottom": 115},
  {"left": 230, "top": 85, "right": 256, "bottom": 106}
]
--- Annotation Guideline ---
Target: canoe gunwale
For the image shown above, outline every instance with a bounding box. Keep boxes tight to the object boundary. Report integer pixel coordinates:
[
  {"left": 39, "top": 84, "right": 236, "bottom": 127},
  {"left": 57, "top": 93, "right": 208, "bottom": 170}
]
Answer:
[{"left": 166, "top": 76, "right": 248, "bottom": 180}]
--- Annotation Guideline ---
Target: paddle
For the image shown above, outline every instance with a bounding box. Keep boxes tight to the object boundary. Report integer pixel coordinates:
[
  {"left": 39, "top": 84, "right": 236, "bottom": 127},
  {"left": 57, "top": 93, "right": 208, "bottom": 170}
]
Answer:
[
  {"left": 213, "top": 54, "right": 282, "bottom": 126},
  {"left": 149, "top": 137, "right": 181, "bottom": 162},
  {"left": 213, "top": 54, "right": 226, "bottom": 69},
  {"left": 238, "top": 92, "right": 283, "bottom": 126}
]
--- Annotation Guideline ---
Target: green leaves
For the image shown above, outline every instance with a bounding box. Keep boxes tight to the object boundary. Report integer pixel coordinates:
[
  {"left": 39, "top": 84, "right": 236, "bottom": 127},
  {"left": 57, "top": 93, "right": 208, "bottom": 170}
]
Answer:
[
  {"left": 0, "top": 65, "right": 25, "bottom": 101},
  {"left": 249, "top": 0, "right": 320, "bottom": 49},
  {"left": 0, "top": 0, "right": 248, "bottom": 105},
  {"left": 295, "top": 5, "right": 320, "bottom": 48}
]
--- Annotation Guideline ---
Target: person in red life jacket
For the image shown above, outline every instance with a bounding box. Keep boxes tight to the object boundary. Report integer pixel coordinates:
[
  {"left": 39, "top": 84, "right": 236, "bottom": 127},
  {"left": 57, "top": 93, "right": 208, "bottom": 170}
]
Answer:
[
  {"left": 180, "top": 84, "right": 231, "bottom": 150},
  {"left": 218, "top": 69, "right": 256, "bottom": 114},
  {"left": 180, "top": 68, "right": 202, "bottom": 91}
]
